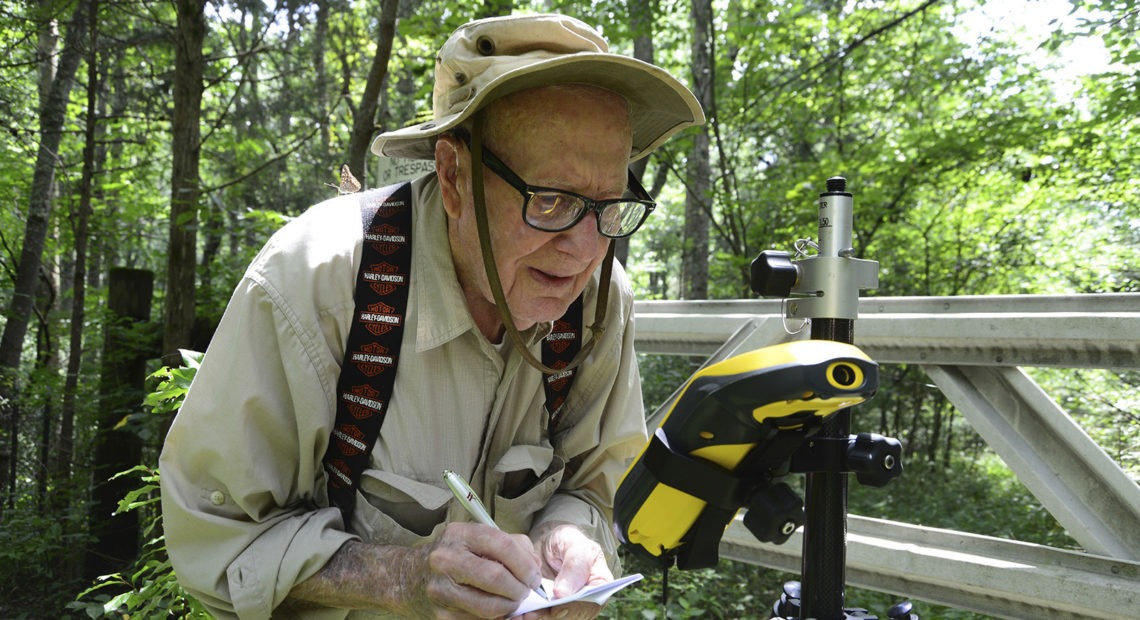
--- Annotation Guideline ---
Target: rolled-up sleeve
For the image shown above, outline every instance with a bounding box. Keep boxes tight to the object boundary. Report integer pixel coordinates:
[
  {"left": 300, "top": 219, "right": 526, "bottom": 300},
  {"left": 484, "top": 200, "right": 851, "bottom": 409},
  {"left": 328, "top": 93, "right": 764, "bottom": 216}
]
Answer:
[{"left": 159, "top": 272, "right": 355, "bottom": 619}]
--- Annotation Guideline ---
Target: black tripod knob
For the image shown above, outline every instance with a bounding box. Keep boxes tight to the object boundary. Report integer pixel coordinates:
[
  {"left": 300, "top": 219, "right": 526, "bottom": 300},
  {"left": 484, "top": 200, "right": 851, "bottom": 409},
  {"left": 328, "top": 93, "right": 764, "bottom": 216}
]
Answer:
[
  {"left": 847, "top": 432, "right": 903, "bottom": 487},
  {"left": 887, "top": 600, "right": 918, "bottom": 620},
  {"left": 743, "top": 482, "right": 804, "bottom": 544},
  {"left": 772, "top": 580, "right": 801, "bottom": 618},
  {"left": 751, "top": 250, "right": 799, "bottom": 297}
]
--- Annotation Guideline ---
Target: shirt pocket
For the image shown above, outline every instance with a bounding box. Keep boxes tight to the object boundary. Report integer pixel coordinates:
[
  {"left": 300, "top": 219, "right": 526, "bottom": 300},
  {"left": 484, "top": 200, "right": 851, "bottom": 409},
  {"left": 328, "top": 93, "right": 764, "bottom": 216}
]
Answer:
[
  {"left": 491, "top": 444, "right": 565, "bottom": 533},
  {"left": 353, "top": 469, "right": 453, "bottom": 543}
]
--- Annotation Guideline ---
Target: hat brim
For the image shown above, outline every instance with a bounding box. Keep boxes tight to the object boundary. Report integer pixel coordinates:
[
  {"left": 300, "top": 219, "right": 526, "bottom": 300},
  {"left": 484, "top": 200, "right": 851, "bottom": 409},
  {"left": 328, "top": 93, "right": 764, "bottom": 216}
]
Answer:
[{"left": 370, "top": 53, "right": 704, "bottom": 162}]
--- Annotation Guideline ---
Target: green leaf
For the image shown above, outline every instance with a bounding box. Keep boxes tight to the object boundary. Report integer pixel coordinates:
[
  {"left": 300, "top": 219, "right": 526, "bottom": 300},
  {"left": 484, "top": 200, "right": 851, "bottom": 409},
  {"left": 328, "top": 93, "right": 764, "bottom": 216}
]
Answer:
[
  {"left": 179, "top": 349, "right": 205, "bottom": 369},
  {"left": 104, "top": 590, "right": 134, "bottom": 613}
]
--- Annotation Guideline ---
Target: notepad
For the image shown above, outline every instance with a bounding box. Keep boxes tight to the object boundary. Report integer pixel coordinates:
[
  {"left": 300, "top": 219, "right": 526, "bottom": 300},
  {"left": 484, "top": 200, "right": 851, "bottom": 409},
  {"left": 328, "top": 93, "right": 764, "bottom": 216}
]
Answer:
[{"left": 511, "top": 573, "right": 643, "bottom": 617}]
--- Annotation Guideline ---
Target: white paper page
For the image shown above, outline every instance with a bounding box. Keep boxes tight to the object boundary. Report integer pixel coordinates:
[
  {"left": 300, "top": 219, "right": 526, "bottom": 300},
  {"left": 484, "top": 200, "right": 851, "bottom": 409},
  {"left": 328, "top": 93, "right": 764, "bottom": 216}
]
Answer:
[{"left": 511, "top": 573, "right": 643, "bottom": 617}]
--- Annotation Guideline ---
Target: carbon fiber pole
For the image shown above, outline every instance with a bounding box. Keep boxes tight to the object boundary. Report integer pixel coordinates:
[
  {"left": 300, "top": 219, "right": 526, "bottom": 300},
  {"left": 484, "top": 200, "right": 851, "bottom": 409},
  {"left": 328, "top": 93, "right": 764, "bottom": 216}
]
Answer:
[{"left": 800, "top": 317, "right": 854, "bottom": 619}]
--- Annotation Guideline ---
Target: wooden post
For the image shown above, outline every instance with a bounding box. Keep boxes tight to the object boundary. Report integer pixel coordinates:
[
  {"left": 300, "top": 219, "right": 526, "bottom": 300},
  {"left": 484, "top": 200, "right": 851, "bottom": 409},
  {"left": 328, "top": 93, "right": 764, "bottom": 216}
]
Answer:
[{"left": 84, "top": 267, "right": 153, "bottom": 580}]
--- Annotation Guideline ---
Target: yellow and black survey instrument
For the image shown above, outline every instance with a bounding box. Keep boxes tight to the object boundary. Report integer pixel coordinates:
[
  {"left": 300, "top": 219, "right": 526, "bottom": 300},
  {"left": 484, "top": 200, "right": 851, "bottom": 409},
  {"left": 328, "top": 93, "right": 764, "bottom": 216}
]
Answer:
[{"left": 614, "top": 339, "right": 878, "bottom": 569}]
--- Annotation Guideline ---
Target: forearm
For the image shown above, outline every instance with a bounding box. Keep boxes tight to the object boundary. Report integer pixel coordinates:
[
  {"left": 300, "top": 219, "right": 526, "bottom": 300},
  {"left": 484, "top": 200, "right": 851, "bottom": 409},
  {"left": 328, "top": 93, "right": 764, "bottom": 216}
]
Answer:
[{"left": 284, "top": 539, "right": 426, "bottom": 616}]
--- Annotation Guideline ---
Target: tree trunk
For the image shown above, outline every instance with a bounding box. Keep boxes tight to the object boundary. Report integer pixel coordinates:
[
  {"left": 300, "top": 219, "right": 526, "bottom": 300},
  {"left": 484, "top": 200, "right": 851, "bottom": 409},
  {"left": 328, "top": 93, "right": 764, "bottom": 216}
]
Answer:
[
  {"left": 682, "top": 0, "right": 712, "bottom": 300},
  {"left": 314, "top": 0, "right": 331, "bottom": 154},
  {"left": 84, "top": 268, "right": 152, "bottom": 581},
  {"left": 87, "top": 45, "right": 129, "bottom": 293},
  {"left": 942, "top": 402, "right": 955, "bottom": 469},
  {"left": 619, "top": 0, "right": 656, "bottom": 267},
  {"left": 56, "top": 0, "right": 100, "bottom": 502},
  {"left": 33, "top": 268, "right": 59, "bottom": 510},
  {"left": 346, "top": 0, "right": 400, "bottom": 186},
  {"left": 162, "top": 0, "right": 207, "bottom": 364},
  {"left": 928, "top": 393, "right": 943, "bottom": 463},
  {"left": 0, "top": 0, "right": 90, "bottom": 514}
]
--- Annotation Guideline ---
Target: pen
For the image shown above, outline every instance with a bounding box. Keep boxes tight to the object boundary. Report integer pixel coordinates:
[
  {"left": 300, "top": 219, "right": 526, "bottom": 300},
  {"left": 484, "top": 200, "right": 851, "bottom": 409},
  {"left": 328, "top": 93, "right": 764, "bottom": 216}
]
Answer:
[{"left": 443, "top": 469, "right": 550, "bottom": 601}]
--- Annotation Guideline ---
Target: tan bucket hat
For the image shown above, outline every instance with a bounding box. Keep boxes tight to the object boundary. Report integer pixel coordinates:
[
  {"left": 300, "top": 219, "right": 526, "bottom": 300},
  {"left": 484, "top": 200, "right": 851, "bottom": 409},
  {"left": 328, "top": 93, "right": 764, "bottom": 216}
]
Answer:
[{"left": 370, "top": 13, "right": 705, "bottom": 162}]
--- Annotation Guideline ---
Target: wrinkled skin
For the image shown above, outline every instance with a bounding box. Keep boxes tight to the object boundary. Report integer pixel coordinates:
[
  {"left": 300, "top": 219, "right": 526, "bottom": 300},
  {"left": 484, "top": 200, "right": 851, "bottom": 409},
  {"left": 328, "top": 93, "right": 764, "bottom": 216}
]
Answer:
[{"left": 436, "top": 84, "right": 633, "bottom": 342}]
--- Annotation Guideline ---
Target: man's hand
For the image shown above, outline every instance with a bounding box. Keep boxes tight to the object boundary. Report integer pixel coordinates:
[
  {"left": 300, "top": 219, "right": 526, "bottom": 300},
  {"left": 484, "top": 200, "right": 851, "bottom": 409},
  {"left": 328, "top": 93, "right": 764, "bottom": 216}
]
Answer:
[
  {"left": 408, "top": 521, "right": 545, "bottom": 618},
  {"left": 288, "top": 522, "right": 543, "bottom": 618},
  {"left": 525, "top": 522, "right": 613, "bottom": 620}
]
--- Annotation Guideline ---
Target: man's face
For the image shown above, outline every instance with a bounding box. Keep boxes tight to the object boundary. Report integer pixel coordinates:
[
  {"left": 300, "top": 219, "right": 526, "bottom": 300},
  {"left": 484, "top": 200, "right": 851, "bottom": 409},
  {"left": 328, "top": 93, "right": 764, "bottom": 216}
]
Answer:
[{"left": 442, "top": 86, "right": 633, "bottom": 338}]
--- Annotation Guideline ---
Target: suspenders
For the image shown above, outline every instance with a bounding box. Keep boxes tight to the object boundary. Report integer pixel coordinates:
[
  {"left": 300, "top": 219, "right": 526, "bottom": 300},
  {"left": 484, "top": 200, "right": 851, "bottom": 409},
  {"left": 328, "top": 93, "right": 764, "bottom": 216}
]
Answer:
[
  {"left": 322, "top": 183, "right": 582, "bottom": 524},
  {"left": 541, "top": 295, "right": 582, "bottom": 429}
]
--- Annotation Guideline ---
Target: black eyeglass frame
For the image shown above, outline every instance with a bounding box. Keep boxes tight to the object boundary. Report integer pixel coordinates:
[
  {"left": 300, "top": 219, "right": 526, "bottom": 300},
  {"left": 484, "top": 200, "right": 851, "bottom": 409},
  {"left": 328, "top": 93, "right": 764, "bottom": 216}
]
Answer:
[{"left": 452, "top": 129, "right": 657, "bottom": 239}]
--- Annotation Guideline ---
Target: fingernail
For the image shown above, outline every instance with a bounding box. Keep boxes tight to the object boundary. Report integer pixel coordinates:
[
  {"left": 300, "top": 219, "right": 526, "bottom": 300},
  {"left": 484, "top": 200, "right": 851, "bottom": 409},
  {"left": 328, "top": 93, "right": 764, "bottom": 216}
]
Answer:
[{"left": 555, "top": 610, "right": 569, "bottom": 619}]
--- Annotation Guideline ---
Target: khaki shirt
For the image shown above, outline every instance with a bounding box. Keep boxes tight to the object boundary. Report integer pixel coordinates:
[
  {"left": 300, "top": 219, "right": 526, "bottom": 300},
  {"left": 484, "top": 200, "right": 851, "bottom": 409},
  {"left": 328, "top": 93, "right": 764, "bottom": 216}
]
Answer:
[{"left": 159, "top": 176, "right": 648, "bottom": 619}]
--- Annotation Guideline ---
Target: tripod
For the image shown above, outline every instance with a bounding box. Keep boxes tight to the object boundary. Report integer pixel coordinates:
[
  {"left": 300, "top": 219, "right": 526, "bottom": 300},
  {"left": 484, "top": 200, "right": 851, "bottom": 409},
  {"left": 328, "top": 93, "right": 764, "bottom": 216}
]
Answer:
[
  {"left": 753, "top": 177, "right": 915, "bottom": 620},
  {"left": 613, "top": 178, "right": 918, "bottom": 619}
]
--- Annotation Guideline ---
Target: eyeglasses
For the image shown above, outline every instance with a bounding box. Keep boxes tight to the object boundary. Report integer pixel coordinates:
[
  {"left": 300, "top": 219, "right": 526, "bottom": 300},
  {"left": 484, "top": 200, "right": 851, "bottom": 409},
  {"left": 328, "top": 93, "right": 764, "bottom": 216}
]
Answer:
[{"left": 453, "top": 129, "right": 657, "bottom": 238}]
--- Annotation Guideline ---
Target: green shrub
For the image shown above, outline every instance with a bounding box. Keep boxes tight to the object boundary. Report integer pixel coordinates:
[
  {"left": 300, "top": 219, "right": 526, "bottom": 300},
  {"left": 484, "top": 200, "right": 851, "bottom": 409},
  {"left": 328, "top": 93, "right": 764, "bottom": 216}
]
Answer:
[
  {"left": 0, "top": 501, "right": 92, "bottom": 619},
  {"left": 71, "top": 351, "right": 208, "bottom": 618}
]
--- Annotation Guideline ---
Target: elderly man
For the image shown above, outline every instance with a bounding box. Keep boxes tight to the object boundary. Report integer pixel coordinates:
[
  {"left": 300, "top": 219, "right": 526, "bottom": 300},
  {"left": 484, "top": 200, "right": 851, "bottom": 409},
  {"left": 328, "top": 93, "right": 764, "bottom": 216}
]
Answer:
[{"left": 160, "top": 13, "right": 703, "bottom": 619}]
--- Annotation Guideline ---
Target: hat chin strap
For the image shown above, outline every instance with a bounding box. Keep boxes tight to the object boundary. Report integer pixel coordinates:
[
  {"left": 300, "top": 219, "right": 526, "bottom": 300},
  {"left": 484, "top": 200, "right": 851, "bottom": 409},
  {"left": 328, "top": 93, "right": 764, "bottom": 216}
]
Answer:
[{"left": 469, "top": 109, "right": 613, "bottom": 375}]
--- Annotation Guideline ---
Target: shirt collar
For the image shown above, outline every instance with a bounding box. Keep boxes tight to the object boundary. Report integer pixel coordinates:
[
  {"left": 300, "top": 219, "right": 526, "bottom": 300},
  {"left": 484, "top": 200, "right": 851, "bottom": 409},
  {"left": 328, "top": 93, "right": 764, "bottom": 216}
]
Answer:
[{"left": 411, "top": 175, "right": 550, "bottom": 352}]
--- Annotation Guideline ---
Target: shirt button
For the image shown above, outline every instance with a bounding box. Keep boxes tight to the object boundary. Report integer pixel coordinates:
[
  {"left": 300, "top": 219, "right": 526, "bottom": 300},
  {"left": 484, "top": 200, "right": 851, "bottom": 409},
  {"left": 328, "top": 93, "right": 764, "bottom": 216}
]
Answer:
[{"left": 209, "top": 490, "right": 226, "bottom": 505}]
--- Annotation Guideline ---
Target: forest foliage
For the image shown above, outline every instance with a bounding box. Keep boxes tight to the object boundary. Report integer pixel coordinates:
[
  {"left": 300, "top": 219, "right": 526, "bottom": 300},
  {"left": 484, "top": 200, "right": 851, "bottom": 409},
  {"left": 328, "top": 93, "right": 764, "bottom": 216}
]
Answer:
[{"left": 0, "top": 0, "right": 1137, "bottom": 617}]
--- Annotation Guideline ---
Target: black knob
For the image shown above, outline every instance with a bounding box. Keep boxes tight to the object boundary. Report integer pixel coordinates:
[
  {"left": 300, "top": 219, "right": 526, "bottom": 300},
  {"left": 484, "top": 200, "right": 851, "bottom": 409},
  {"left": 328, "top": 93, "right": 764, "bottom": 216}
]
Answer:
[
  {"left": 888, "top": 600, "right": 917, "bottom": 620},
  {"left": 751, "top": 250, "right": 799, "bottom": 297},
  {"left": 772, "top": 580, "right": 802, "bottom": 618},
  {"left": 743, "top": 482, "right": 804, "bottom": 544},
  {"left": 847, "top": 432, "right": 903, "bottom": 487}
]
